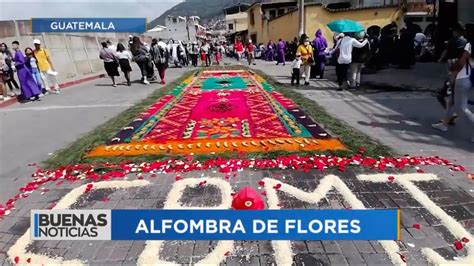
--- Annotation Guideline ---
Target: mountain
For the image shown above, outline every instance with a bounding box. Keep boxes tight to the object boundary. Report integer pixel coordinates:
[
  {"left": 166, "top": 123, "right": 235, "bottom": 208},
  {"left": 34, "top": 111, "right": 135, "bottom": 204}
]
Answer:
[{"left": 148, "top": 0, "right": 259, "bottom": 29}]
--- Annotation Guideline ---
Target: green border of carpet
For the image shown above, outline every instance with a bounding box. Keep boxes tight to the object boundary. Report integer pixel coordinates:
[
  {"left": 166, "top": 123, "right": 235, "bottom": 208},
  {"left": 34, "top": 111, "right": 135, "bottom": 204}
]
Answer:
[{"left": 42, "top": 66, "right": 392, "bottom": 169}]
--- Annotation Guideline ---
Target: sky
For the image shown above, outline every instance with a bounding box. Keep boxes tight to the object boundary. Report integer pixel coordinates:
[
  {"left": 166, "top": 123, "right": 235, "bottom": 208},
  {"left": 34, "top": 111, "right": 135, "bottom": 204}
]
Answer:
[{"left": 0, "top": 0, "right": 183, "bottom": 21}]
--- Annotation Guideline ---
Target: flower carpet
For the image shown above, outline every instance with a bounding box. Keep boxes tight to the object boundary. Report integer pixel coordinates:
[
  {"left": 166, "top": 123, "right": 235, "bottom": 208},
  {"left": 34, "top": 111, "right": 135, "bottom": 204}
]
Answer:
[{"left": 87, "top": 70, "right": 345, "bottom": 158}]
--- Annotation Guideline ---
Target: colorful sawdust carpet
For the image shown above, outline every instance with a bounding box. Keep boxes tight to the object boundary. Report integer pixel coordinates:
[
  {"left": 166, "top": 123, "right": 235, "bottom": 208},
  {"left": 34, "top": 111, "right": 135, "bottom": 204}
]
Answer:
[{"left": 88, "top": 70, "right": 345, "bottom": 157}]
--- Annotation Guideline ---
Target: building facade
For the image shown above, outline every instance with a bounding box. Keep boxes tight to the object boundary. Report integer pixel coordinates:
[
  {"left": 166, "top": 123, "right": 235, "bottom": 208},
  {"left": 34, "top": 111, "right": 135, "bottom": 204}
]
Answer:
[
  {"left": 248, "top": 1, "right": 403, "bottom": 45},
  {"left": 225, "top": 12, "right": 248, "bottom": 34},
  {"left": 155, "top": 16, "right": 203, "bottom": 42}
]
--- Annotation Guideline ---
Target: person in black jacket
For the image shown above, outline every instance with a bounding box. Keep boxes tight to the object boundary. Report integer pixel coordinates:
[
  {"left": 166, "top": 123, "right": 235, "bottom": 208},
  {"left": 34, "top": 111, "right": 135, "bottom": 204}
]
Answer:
[
  {"left": 349, "top": 32, "right": 370, "bottom": 89},
  {"left": 397, "top": 28, "right": 416, "bottom": 69}
]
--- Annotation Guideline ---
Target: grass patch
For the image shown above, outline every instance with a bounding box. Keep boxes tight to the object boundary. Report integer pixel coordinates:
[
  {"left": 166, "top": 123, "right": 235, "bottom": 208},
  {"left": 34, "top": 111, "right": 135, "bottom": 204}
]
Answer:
[{"left": 43, "top": 66, "right": 392, "bottom": 169}]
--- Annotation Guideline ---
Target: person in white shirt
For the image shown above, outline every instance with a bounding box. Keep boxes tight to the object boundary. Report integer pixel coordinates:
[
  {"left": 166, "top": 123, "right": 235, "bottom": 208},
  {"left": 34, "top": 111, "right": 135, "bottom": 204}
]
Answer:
[
  {"left": 106, "top": 40, "right": 116, "bottom": 52},
  {"left": 116, "top": 43, "right": 132, "bottom": 86},
  {"left": 189, "top": 41, "right": 199, "bottom": 67},
  {"left": 201, "top": 42, "right": 210, "bottom": 67},
  {"left": 432, "top": 38, "right": 474, "bottom": 142},
  {"left": 335, "top": 33, "right": 368, "bottom": 91},
  {"left": 291, "top": 52, "right": 302, "bottom": 86}
]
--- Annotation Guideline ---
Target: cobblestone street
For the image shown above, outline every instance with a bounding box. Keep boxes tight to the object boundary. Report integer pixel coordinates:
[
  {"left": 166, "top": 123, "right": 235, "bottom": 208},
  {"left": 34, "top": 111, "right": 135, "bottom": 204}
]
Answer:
[{"left": 1, "top": 165, "right": 473, "bottom": 265}]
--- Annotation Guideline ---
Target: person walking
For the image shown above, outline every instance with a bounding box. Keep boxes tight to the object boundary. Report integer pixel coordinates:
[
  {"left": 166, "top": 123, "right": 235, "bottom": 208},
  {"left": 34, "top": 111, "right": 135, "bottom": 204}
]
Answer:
[
  {"left": 189, "top": 41, "right": 199, "bottom": 67},
  {"left": 33, "top": 39, "right": 60, "bottom": 94},
  {"left": 432, "top": 27, "right": 474, "bottom": 142},
  {"left": 246, "top": 40, "right": 255, "bottom": 65},
  {"left": 276, "top": 39, "right": 286, "bottom": 65},
  {"left": 201, "top": 41, "right": 211, "bottom": 67},
  {"left": 313, "top": 29, "right": 328, "bottom": 79},
  {"left": 151, "top": 38, "right": 169, "bottom": 85},
  {"left": 436, "top": 23, "right": 468, "bottom": 124},
  {"left": 296, "top": 35, "right": 314, "bottom": 86},
  {"left": 116, "top": 43, "right": 132, "bottom": 86},
  {"left": 266, "top": 41, "right": 274, "bottom": 61},
  {"left": 99, "top": 42, "right": 120, "bottom": 87},
  {"left": 0, "top": 51, "right": 12, "bottom": 101},
  {"left": 12, "top": 41, "right": 41, "bottom": 102},
  {"left": 0, "top": 43, "right": 20, "bottom": 95},
  {"left": 291, "top": 52, "right": 302, "bottom": 86},
  {"left": 335, "top": 33, "right": 368, "bottom": 91},
  {"left": 24, "top": 47, "right": 45, "bottom": 93},
  {"left": 215, "top": 42, "right": 223, "bottom": 65},
  {"left": 349, "top": 31, "right": 370, "bottom": 89},
  {"left": 234, "top": 38, "right": 244, "bottom": 61},
  {"left": 130, "top": 36, "right": 151, "bottom": 84}
]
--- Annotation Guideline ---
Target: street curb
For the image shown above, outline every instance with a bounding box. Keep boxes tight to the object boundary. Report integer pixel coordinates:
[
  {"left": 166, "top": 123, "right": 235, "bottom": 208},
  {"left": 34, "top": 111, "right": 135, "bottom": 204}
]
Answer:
[{"left": 0, "top": 73, "right": 106, "bottom": 109}]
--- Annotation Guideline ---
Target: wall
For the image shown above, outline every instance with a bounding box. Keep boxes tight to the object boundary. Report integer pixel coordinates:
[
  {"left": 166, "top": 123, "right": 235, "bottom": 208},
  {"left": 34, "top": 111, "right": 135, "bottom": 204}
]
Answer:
[
  {"left": 248, "top": 3, "right": 402, "bottom": 46},
  {"left": 267, "top": 11, "right": 299, "bottom": 43},
  {"left": 226, "top": 12, "right": 248, "bottom": 33},
  {"left": 305, "top": 5, "right": 403, "bottom": 46},
  {"left": 458, "top": 0, "right": 474, "bottom": 24},
  {"left": 247, "top": 4, "right": 268, "bottom": 44},
  {"left": 0, "top": 20, "right": 133, "bottom": 83}
]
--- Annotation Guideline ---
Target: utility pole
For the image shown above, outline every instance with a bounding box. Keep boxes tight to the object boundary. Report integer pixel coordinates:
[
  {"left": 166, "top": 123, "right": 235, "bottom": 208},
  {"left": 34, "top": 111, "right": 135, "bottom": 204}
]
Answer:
[{"left": 298, "top": 0, "right": 305, "bottom": 38}]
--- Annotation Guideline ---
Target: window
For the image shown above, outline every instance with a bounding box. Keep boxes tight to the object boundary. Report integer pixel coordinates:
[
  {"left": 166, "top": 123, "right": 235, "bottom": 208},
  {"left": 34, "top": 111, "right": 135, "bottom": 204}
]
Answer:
[
  {"left": 278, "top": 9, "right": 285, "bottom": 16},
  {"left": 172, "top": 18, "right": 177, "bottom": 23},
  {"left": 404, "top": 16, "right": 423, "bottom": 23},
  {"left": 250, "top": 11, "right": 255, "bottom": 26},
  {"left": 269, "top": 10, "right": 276, "bottom": 19},
  {"left": 228, "top": 23, "right": 234, "bottom": 30}
]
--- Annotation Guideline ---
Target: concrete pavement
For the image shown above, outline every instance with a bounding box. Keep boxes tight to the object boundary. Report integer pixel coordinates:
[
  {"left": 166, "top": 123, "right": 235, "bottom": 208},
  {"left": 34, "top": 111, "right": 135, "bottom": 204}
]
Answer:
[
  {"left": 247, "top": 60, "right": 474, "bottom": 174},
  {"left": 0, "top": 67, "right": 189, "bottom": 203}
]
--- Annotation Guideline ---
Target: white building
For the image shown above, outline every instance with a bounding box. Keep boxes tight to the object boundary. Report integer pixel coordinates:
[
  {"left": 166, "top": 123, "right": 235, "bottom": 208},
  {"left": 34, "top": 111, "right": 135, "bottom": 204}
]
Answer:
[{"left": 151, "top": 15, "right": 205, "bottom": 42}]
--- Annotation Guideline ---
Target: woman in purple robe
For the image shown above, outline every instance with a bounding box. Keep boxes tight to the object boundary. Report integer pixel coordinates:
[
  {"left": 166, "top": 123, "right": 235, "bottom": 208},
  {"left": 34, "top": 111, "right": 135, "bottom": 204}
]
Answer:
[
  {"left": 12, "top": 41, "right": 41, "bottom": 102},
  {"left": 266, "top": 41, "right": 274, "bottom": 61},
  {"left": 276, "top": 39, "right": 286, "bottom": 65},
  {"left": 313, "top": 29, "right": 328, "bottom": 79}
]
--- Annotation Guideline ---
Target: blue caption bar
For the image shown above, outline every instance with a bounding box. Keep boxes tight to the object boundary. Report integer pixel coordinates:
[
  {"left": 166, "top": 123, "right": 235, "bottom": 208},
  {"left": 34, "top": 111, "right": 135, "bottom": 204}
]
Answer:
[
  {"left": 111, "top": 210, "right": 400, "bottom": 240},
  {"left": 32, "top": 18, "right": 147, "bottom": 33}
]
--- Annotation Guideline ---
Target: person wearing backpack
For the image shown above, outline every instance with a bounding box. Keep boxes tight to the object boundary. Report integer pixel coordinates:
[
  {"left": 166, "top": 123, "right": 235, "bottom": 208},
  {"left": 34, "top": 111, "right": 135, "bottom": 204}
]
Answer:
[
  {"left": 436, "top": 23, "right": 468, "bottom": 126},
  {"left": 151, "top": 39, "right": 169, "bottom": 85},
  {"left": 130, "top": 36, "right": 151, "bottom": 85},
  {"left": 432, "top": 26, "right": 474, "bottom": 143}
]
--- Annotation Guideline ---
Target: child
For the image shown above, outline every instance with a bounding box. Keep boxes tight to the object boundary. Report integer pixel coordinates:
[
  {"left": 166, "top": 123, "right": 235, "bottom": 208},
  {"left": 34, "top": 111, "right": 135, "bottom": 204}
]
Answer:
[{"left": 291, "top": 52, "right": 302, "bottom": 86}]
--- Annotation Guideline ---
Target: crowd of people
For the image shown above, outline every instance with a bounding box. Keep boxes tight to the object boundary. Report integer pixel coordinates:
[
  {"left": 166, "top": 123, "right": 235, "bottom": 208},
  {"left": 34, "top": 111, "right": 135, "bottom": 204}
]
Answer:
[
  {"left": 98, "top": 36, "right": 233, "bottom": 87},
  {"left": 0, "top": 39, "right": 60, "bottom": 103}
]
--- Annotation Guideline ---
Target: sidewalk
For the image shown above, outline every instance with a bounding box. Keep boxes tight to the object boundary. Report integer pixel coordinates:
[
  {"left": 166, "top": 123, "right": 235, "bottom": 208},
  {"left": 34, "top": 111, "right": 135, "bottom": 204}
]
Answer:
[
  {"left": 0, "top": 72, "right": 107, "bottom": 108},
  {"left": 0, "top": 67, "right": 189, "bottom": 203},
  {"left": 355, "top": 63, "right": 447, "bottom": 91},
  {"left": 247, "top": 59, "right": 474, "bottom": 186}
]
